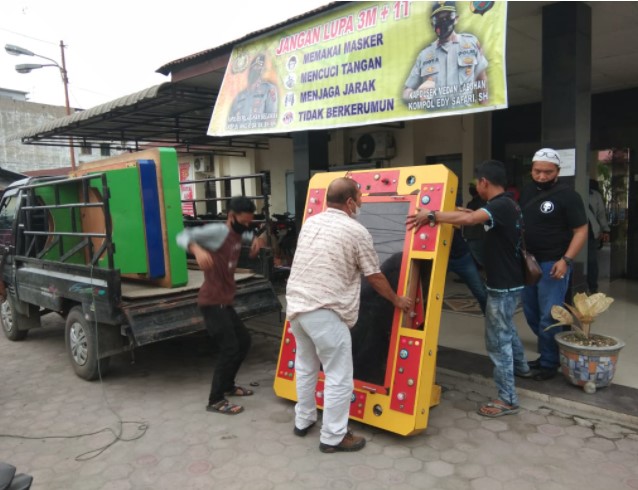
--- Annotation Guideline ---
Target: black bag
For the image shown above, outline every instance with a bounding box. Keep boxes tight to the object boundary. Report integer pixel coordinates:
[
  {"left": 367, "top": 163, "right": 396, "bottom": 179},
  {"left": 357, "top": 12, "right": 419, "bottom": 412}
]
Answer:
[{"left": 521, "top": 248, "right": 542, "bottom": 285}]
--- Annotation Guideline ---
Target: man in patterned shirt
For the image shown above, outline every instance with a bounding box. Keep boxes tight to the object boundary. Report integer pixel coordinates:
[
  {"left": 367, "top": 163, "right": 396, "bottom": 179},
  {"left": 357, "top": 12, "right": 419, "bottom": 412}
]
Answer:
[{"left": 286, "top": 177, "right": 413, "bottom": 453}]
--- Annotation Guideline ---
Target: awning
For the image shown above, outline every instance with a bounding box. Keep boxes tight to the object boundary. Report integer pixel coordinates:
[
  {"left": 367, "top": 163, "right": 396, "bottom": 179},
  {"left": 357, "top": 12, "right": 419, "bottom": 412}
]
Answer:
[{"left": 9, "top": 82, "right": 271, "bottom": 155}]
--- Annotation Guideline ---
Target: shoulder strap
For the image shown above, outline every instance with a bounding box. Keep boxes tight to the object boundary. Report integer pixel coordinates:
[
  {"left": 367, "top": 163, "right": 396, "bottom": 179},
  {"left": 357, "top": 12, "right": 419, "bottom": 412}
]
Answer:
[
  {"left": 503, "top": 196, "right": 529, "bottom": 252},
  {"left": 521, "top": 185, "right": 564, "bottom": 211}
]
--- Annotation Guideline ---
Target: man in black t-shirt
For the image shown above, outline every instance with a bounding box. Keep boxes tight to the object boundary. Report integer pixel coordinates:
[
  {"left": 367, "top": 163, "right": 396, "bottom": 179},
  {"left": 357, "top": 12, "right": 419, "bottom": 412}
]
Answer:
[
  {"left": 407, "top": 160, "right": 530, "bottom": 418},
  {"left": 519, "top": 149, "right": 588, "bottom": 381}
]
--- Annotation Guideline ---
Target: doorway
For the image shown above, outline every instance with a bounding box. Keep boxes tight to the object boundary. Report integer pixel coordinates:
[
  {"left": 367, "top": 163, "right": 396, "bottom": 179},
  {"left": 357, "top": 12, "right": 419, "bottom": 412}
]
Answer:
[{"left": 592, "top": 148, "right": 631, "bottom": 282}]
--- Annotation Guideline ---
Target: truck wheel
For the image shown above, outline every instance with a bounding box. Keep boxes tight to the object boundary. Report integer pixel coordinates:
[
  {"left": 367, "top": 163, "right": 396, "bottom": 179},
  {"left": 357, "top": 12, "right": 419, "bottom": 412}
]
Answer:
[
  {"left": 0, "top": 296, "right": 39, "bottom": 341},
  {"left": 65, "top": 307, "right": 110, "bottom": 380}
]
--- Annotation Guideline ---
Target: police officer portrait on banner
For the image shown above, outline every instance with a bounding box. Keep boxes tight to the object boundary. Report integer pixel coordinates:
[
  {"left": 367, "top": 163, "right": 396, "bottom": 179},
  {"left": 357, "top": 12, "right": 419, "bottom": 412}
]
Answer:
[
  {"left": 403, "top": 1, "right": 488, "bottom": 111},
  {"left": 226, "top": 53, "right": 279, "bottom": 130}
]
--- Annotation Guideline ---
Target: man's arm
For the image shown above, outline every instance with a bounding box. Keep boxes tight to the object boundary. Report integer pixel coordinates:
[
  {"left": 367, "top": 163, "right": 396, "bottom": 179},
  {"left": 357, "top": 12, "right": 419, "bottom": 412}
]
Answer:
[
  {"left": 549, "top": 224, "right": 589, "bottom": 279},
  {"left": 406, "top": 207, "right": 489, "bottom": 230},
  {"left": 249, "top": 232, "right": 268, "bottom": 258},
  {"left": 365, "top": 272, "right": 413, "bottom": 313},
  {"left": 189, "top": 242, "right": 214, "bottom": 270}
]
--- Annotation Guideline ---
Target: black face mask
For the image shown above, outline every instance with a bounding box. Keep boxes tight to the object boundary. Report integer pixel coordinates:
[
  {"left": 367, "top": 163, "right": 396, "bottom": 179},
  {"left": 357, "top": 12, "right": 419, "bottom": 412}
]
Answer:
[
  {"left": 432, "top": 13, "right": 456, "bottom": 40},
  {"left": 534, "top": 179, "right": 557, "bottom": 191},
  {"left": 231, "top": 217, "right": 250, "bottom": 234}
]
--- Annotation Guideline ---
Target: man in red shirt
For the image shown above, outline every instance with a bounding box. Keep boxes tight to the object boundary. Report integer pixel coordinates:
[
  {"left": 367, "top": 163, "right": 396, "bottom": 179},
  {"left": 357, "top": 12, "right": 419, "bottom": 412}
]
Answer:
[{"left": 177, "top": 196, "right": 264, "bottom": 415}]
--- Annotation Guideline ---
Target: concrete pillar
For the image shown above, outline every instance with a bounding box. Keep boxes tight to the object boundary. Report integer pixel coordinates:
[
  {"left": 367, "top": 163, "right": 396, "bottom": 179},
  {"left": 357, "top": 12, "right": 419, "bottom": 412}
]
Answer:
[
  {"left": 541, "top": 2, "right": 592, "bottom": 287},
  {"left": 292, "top": 131, "right": 329, "bottom": 228}
]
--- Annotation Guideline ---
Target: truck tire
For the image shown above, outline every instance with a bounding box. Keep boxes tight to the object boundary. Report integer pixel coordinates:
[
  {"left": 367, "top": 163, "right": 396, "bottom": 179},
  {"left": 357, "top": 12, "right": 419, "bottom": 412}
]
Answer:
[
  {"left": 65, "top": 307, "right": 110, "bottom": 380},
  {"left": 0, "top": 296, "right": 40, "bottom": 341}
]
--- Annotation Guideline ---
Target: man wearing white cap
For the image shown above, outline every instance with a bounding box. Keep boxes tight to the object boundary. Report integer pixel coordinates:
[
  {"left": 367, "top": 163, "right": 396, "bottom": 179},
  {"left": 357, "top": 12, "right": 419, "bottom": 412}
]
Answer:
[{"left": 518, "top": 149, "right": 588, "bottom": 381}]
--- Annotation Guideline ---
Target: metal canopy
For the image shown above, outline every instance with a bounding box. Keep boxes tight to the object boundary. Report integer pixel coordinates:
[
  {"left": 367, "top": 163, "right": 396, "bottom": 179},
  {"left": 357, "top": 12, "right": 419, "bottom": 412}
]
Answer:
[{"left": 10, "top": 82, "right": 272, "bottom": 155}]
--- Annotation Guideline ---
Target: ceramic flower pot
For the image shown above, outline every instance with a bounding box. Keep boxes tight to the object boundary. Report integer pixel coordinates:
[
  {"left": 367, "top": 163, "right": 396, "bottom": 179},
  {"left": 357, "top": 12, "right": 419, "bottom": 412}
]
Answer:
[{"left": 554, "top": 331, "right": 625, "bottom": 393}]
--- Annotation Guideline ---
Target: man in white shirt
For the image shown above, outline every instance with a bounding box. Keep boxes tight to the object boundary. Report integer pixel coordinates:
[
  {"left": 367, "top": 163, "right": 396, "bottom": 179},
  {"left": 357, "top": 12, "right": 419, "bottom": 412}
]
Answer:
[{"left": 286, "top": 177, "right": 412, "bottom": 453}]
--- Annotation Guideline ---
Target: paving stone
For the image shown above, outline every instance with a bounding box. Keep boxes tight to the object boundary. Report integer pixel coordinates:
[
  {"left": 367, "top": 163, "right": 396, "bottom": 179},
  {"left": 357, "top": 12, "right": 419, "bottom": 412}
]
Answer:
[
  {"left": 406, "top": 472, "right": 442, "bottom": 489},
  {"left": 471, "top": 476, "right": 503, "bottom": 490},
  {"left": 441, "top": 448, "right": 468, "bottom": 464},
  {"left": 526, "top": 432, "right": 554, "bottom": 446},
  {"left": 411, "top": 445, "right": 441, "bottom": 462},
  {"left": 424, "top": 460, "right": 455, "bottom": 478},
  {"left": 4, "top": 322, "right": 638, "bottom": 490},
  {"left": 486, "top": 463, "right": 518, "bottom": 482},
  {"left": 586, "top": 436, "right": 618, "bottom": 452},
  {"left": 393, "top": 456, "right": 423, "bottom": 472},
  {"left": 576, "top": 446, "right": 608, "bottom": 463},
  {"left": 456, "top": 463, "right": 485, "bottom": 479},
  {"left": 565, "top": 424, "right": 595, "bottom": 438}
]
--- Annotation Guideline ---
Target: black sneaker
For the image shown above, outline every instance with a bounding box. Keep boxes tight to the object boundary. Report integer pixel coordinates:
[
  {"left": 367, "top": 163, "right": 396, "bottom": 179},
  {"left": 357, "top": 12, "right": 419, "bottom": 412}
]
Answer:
[
  {"left": 319, "top": 430, "right": 366, "bottom": 453},
  {"left": 293, "top": 422, "right": 316, "bottom": 437},
  {"left": 527, "top": 358, "right": 541, "bottom": 370},
  {"left": 532, "top": 367, "right": 557, "bottom": 381}
]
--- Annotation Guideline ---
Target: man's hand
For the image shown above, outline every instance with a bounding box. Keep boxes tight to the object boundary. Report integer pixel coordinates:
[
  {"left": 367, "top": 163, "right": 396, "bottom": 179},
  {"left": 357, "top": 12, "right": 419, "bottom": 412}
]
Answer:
[
  {"left": 190, "top": 243, "right": 214, "bottom": 270},
  {"left": 394, "top": 295, "right": 414, "bottom": 314},
  {"left": 249, "top": 233, "right": 267, "bottom": 258},
  {"left": 406, "top": 208, "right": 431, "bottom": 231},
  {"left": 550, "top": 259, "right": 568, "bottom": 281}
]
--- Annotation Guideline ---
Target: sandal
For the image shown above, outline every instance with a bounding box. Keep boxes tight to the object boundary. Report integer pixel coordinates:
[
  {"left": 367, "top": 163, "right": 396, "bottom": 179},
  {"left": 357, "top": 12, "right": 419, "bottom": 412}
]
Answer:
[
  {"left": 477, "top": 400, "right": 520, "bottom": 418},
  {"left": 225, "top": 386, "right": 254, "bottom": 397},
  {"left": 206, "top": 399, "right": 244, "bottom": 415}
]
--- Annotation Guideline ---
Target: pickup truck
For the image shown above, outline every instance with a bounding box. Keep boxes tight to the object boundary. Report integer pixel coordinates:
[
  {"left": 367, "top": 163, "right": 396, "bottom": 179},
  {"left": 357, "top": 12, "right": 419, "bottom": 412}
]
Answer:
[{"left": 0, "top": 148, "right": 280, "bottom": 380}]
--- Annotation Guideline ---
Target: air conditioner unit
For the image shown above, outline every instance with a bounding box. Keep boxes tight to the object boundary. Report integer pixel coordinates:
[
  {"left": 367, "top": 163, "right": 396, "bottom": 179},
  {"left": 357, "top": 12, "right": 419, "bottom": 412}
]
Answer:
[
  {"left": 355, "top": 132, "right": 396, "bottom": 161},
  {"left": 193, "top": 156, "right": 211, "bottom": 172}
]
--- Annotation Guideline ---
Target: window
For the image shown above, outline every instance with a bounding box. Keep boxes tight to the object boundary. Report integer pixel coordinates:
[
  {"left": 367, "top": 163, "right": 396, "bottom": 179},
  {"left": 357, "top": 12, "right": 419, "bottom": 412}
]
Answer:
[
  {"left": 80, "top": 143, "right": 92, "bottom": 155},
  {"left": 0, "top": 196, "right": 18, "bottom": 248},
  {"left": 100, "top": 144, "right": 111, "bottom": 157}
]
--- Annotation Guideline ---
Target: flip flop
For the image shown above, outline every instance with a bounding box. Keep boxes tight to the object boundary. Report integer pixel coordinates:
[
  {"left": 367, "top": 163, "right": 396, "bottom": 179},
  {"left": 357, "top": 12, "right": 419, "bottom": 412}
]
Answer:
[
  {"left": 206, "top": 399, "right": 244, "bottom": 415},
  {"left": 477, "top": 400, "right": 520, "bottom": 418},
  {"left": 225, "top": 386, "right": 254, "bottom": 397}
]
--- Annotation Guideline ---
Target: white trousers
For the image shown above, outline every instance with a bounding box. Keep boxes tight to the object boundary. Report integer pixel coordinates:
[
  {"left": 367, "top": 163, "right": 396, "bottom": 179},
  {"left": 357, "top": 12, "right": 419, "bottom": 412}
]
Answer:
[{"left": 290, "top": 309, "right": 353, "bottom": 446}]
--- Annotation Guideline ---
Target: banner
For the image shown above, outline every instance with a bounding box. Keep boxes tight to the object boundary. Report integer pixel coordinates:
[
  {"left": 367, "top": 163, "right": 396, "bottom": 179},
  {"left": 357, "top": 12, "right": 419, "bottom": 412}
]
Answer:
[
  {"left": 179, "top": 162, "right": 194, "bottom": 216},
  {"left": 208, "top": 1, "right": 507, "bottom": 137}
]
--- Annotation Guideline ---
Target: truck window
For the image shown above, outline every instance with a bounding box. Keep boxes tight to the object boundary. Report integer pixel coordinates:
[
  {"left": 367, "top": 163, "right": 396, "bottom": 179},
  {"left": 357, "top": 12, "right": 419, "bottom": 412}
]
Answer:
[{"left": 0, "top": 196, "right": 18, "bottom": 249}]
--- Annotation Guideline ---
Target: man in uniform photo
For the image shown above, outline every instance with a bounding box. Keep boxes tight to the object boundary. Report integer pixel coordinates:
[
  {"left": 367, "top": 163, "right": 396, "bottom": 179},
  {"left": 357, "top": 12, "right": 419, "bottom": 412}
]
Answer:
[
  {"left": 226, "top": 53, "right": 278, "bottom": 130},
  {"left": 403, "top": 1, "right": 488, "bottom": 111}
]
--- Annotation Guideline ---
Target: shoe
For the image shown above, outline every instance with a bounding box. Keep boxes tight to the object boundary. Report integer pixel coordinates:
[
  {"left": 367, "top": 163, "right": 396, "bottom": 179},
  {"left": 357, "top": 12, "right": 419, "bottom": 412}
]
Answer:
[
  {"left": 528, "top": 358, "right": 541, "bottom": 370},
  {"left": 532, "top": 367, "right": 557, "bottom": 381},
  {"left": 319, "top": 430, "right": 366, "bottom": 453},
  {"left": 515, "top": 369, "right": 533, "bottom": 379},
  {"left": 293, "top": 422, "right": 316, "bottom": 437},
  {"left": 205, "top": 399, "right": 244, "bottom": 415},
  {"left": 477, "top": 400, "right": 520, "bottom": 418}
]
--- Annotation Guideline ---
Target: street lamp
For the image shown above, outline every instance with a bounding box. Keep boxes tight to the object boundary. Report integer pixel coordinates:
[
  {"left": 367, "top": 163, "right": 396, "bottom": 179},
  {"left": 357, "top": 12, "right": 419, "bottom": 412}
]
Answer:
[{"left": 5, "top": 41, "right": 76, "bottom": 171}]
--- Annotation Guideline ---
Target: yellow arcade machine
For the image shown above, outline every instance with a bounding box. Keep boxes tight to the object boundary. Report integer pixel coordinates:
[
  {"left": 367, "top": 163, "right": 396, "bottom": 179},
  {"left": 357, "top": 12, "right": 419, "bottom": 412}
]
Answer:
[{"left": 274, "top": 165, "right": 458, "bottom": 436}]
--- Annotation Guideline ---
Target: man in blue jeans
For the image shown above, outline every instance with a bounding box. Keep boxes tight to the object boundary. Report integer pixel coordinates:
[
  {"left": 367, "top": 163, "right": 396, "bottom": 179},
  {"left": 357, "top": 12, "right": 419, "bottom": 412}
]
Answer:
[
  {"left": 448, "top": 227, "right": 487, "bottom": 314},
  {"left": 408, "top": 160, "right": 530, "bottom": 417},
  {"left": 519, "top": 149, "right": 588, "bottom": 381}
]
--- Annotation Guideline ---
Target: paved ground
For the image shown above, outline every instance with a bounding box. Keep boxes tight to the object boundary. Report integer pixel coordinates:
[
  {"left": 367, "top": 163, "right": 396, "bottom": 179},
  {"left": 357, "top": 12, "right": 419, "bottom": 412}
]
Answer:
[{"left": 2, "top": 311, "right": 638, "bottom": 490}]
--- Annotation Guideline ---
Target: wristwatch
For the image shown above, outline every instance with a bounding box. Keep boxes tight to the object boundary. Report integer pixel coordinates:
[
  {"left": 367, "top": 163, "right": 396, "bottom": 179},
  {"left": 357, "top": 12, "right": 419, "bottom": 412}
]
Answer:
[
  {"left": 427, "top": 211, "right": 437, "bottom": 225},
  {"left": 562, "top": 256, "right": 574, "bottom": 267}
]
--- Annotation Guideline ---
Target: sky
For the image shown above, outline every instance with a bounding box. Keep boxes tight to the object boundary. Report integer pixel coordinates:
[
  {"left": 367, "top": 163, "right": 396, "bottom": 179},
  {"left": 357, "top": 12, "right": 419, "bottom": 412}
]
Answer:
[{"left": 0, "top": 0, "right": 329, "bottom": 109}]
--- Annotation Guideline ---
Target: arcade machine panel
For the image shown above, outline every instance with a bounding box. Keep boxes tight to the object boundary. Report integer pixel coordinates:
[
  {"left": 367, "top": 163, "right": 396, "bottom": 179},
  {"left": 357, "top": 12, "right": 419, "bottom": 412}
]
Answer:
[
  {"left": 73, "top": 148, "right": 188, "bottom": 287},
  {"left": 274, "top": 165, "right": 457, "bottom": 436}
]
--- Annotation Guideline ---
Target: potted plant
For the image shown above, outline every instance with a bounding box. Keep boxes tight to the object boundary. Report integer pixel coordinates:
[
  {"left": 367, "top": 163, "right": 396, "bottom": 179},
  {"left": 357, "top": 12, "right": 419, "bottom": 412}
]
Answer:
[{"left": 549, "top": 292, "right": 624, "bottom": 394}]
